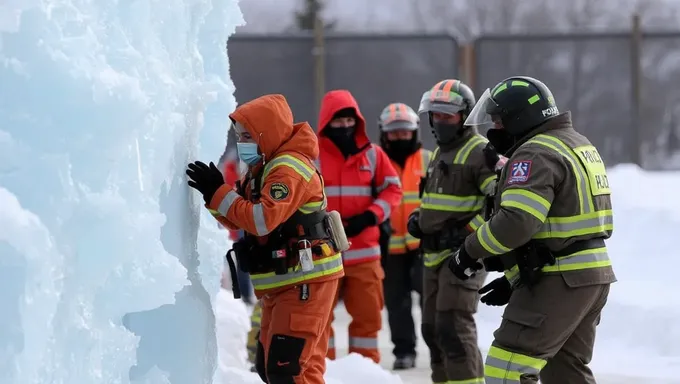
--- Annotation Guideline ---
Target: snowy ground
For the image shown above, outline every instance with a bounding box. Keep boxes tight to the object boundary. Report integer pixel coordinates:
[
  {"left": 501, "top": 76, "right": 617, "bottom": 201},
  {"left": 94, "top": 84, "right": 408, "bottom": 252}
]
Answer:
[{"left": 217, "top": 165, "right": 680, "bottom": 383}]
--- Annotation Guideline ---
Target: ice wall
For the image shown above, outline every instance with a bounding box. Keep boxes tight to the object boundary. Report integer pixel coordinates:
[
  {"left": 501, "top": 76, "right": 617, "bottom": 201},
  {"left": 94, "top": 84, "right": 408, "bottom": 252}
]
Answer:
[{"left": 0, "top": 1, "right": 244, "bottom": 383}]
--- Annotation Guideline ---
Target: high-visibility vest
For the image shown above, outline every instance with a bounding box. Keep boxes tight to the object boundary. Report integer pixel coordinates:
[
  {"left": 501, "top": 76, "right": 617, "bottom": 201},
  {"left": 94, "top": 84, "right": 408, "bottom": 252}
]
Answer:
[{"left": 388, "top": 148, "right": 432, "bottom": 255}]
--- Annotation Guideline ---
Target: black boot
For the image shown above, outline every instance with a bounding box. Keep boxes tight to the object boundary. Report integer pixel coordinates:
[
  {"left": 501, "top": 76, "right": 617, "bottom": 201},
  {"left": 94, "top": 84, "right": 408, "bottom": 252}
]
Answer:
[{"left": 392, "top": 354, "right": 416, "bottom": 370}]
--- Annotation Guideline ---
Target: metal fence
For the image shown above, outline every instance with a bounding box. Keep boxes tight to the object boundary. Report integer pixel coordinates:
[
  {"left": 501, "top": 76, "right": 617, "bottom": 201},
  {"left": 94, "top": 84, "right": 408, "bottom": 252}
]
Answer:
[{"left": 227, "top": 29, "right": 680, "bottom": 169}]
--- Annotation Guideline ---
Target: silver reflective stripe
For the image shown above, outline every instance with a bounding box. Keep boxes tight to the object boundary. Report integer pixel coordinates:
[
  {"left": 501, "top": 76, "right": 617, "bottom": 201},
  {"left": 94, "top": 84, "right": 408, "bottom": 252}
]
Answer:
[
  {"left": 543, "top": 248, "right": 610, "bottom": 272},
  {"left": 454, "top": 135, "right": 487, "bottom": 164},
  {"left": 328, "top": 337, "right": 335, "bottom": 349},
  {"left": 343, "top": 245, "right": 381, "bottom": 261},
  {"left": 476, "top": 223, "right": 512, "bottom": 255},
  {"left": 325, "top": 186, "right": 372, "bottom": 197},
  {"left": 374, "top": 198, "right": 391, "bottom": 221},
  {"left": 365, "top": 146, "right": 377, "bottom": 178},
  {"left": 349, "top": 336, "right": 378, "bottom": 349},
  {"left": 500, "top": 190, "right": 550, "bottom": 221},
  {"left": 253, "top": 204, "right": 268, "bottom": 236},
  {"left": 263, "top": 154, "right": 315, "bottom": 181},
  {"left": 217, "top": 190, "right": 242, "bottom": 216},
  {"left": 376, "top": 175, "right": 401, "bottom": 193},
  {"left": 421, "top": 149, "right": 432, "bottom": 171}
]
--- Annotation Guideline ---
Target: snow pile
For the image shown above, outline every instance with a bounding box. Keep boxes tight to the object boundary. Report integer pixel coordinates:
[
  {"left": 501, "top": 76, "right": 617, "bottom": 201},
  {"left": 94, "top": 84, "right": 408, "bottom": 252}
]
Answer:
[{"left": 0, "top": 1, "right": 243, "bottom": 383}]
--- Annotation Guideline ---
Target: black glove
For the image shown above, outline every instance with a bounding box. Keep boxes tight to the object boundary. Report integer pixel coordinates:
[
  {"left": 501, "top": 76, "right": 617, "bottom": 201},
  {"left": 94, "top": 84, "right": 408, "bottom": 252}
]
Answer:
[
  {"left": 344, "top": 211, "right": 377, "bottom": 238},
  {"left": 186, "top": 161, "right": 225, "bottom": 204},
  {"left": 448, "top": 245, "right": 483, "bottom": 280},
  {"left": 482, "top": 142, "right": 501, "bottom": 172},
  {"left": 482, "top": 256, "right": 505, "bottom": 272},
  {"left": 479, "top": 277, "right": 512, "bottom": 306},
  {"left": 407, "top": 211, "right": 423, "bottom": 239}
]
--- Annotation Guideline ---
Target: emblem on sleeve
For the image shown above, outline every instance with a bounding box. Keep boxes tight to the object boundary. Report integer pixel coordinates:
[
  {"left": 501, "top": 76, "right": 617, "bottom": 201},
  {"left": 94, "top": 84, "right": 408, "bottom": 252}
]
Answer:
[
  {"left": 269, "top": 182, "right": 290, "bottom": 200},
  {"left": 507, "top": 160, "right": 532, "bottom": 185}
]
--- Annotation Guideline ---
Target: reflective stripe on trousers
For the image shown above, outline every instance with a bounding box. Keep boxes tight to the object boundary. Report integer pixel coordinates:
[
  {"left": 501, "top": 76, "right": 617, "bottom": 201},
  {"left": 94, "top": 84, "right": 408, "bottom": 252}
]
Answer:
[
  {"left": 250, "top": 253, "right": 344, "bottom": 290},
  {"left": 326, "top": 336, "right": 378, "bottom": 350},
  {"left": 484, "top": 345, "right": 547, "bottom": 383}
]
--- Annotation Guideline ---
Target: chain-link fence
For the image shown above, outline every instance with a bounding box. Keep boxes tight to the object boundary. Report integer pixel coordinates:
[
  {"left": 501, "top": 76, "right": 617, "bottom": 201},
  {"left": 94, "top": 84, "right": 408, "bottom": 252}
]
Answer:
[{"left": 228, "top": 31, "right": 680, "bottom": 169}]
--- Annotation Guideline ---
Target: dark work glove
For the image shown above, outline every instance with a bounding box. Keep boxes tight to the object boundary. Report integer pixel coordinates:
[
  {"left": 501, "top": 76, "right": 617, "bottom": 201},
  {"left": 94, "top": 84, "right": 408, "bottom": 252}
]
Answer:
[
  {"left": 483, "top": 256, "right": 505, "bottom": 272},
  {"left": 344, "top": 211, "right": 377, "bottom": 238},
  {"left": 483, "top": 142, "right": 501, "bottom": 172},
  {"left": 186, "top": 161, "right": 225, "bottom": 204},
  {"left": 448, "top": 245, "right": 484, "bottom": 280},
  {"left": 479, "top": 277, "right": 512, "bottom": 306},
  {"left": 407, "top": 211, "right": 423, "bottom": 239}
]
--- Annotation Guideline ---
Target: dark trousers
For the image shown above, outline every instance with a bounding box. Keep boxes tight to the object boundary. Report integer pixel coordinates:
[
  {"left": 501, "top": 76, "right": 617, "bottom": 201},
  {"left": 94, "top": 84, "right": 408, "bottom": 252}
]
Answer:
[{"left": 382, "top": 249, "right": 423, "bottom": 358}]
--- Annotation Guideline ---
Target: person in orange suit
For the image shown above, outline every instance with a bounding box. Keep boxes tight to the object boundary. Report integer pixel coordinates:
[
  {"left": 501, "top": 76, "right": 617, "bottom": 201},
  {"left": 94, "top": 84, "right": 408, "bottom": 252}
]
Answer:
[
  {"left": 316, "top": 89, "right": 403, "bottom": 364},
  {"left": 377, "top": 102, "right": 432, "bottom": 370},
  {"left": 186, "top": 94, "right": 344, "bottom": 384}
]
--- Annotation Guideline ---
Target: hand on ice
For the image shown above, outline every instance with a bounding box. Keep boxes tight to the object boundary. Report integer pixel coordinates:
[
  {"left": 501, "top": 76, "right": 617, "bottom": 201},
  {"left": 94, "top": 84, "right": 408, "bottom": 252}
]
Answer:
[{"left": 186, "top": 161, "right": 225, "bottom": 204}]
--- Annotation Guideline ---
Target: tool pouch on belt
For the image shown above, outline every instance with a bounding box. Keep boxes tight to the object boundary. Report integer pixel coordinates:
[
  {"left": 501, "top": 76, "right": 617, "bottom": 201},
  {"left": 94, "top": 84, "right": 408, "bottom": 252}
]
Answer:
[{"left": 515, "top": 242, "right": 556, "bottom": 289}]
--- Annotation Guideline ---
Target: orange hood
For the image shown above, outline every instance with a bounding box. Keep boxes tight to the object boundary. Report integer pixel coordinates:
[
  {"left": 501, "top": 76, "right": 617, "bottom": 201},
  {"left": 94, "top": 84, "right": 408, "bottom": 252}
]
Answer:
[{"left": 229, "top": 94, "right": 319, "bottom": 163}]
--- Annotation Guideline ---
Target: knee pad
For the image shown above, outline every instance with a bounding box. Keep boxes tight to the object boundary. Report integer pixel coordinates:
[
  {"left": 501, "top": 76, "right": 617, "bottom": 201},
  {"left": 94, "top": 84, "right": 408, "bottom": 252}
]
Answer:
[
  {"left": 434, "top": 311, "right": 466, "bottom": 359},
  {"left": 265, "top": 334, "right": 306, "bottom": 382}
]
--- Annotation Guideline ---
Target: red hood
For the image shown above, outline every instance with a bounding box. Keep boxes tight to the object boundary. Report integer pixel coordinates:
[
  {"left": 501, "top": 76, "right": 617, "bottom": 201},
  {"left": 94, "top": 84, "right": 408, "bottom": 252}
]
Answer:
[{"left": 317, "top": 90, "right": 370, "bottom": 148}]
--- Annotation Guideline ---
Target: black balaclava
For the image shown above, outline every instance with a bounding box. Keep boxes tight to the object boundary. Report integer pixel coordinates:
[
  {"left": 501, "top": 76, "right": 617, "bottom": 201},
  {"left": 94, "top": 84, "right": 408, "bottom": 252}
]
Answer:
[
  {"left": 430, "top": 112, "right": 465, "bottom": 147},
  {"left": 324, "top": 108, "right": 360, "bottom": 157},
  {"left": 381, "top": 134, "right": 420, "bottom": 167}
]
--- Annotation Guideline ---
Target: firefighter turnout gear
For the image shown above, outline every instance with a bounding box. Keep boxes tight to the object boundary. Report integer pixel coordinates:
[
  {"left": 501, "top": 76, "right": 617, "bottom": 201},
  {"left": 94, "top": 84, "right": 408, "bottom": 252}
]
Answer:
[
  {"left": 247, "top": 299, "right": 263, "bottom": 364},
  {"left": 378, "top": 102, "right": 431, "bottom": 368},
  {"left": 317, "top": 90, "right": 403, "bottom": 363},
  {"left": 463, "top": 76, "right": 616, "bottom": 384},
  {"left": 416, "top": 79, "right": 496, "bottom": 384},
  {"left": 190, "top": 94, "right": 344, "bottom": 384}
]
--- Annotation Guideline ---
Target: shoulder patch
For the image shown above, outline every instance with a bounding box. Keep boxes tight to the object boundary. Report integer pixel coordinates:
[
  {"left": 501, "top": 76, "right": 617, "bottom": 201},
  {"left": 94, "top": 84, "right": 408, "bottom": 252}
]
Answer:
[
  {"left": 269, "top": 182, "right": 290, "bottom": 200},
  {"left": 507, "top": 160, "right": 532, "bottom": 185}
]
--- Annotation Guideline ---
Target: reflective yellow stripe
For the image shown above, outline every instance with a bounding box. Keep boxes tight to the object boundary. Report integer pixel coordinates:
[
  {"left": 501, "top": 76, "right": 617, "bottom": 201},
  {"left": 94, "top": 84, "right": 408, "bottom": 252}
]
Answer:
[
  {"left": 528, "top": 135, "right": 593, "bottom": 214},
  {"left": 500, "top": 189, "right": 551, "bottom": 222},
  {"left": 504, "top": 245, "right": 612, "bottom": 284},
  {"left": 262, "top": 154, "right": 315, "bottom": 181},
  {"left": 454, "top": 134, "right": 487, "bottom": 164},
  {"left": 466, "top": 214, "right": 486, "bottom": 231},
  {"left": 424, "top": 250, "right": 454, "bottom": 267},
  {"left": 476, "top": 221, "right": 512, "bottom": 255},
  {"left": 480, "top": 174, "right": 497, "bottom": 195},
  {"left": 533, "top": 210, "right": 613, "bottom": 239},
  {"left": 445, "top": 379, "right": 485, "bottom": 384},
  {"left": 422, "top": 148, "right": 433, "bottom": 171},
  {"left": 421, "top": 192, "right": 484, "bottom": 212},
  {"left": 484, "top": 345, "right": 547, "bottom": 383},
  {"left": 250, "top": 253, "right": 343, "bottom": 290}
]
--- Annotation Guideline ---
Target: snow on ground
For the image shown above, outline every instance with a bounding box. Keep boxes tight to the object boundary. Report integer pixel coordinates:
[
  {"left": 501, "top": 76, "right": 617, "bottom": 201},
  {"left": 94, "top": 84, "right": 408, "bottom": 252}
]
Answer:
[{"left": 217, "top": 164, "right": 680, "bottom": 383}]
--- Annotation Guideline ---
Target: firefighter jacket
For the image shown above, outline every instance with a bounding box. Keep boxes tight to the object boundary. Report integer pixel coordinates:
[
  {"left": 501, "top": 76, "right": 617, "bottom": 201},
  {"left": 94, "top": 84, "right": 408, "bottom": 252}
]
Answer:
[
  {"left": 316, "top": 90, "right": 403, "bottom": 266},
  {"left": 387, "top": 147, "right": 433, "bottom": 255},
  {"left": 464, "top": 112, "right": 617, "bottom": 287},
  {"left": 222, "top": 159, "right": 243, "bottom": 241},
  {"left": 207, "top": 94, "right": 344, "bottom": 296},
  {"left": 419, "top": 129, "right": 498, "bottom": 268}
]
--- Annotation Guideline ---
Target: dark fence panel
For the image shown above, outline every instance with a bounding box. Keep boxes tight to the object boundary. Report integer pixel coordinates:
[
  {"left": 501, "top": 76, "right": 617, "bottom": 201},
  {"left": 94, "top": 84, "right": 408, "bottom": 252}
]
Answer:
[
  {"left": 474, "top": 33, "right": 634, "bottom": 166},
  {"left": 227, "top": 36, "right": 317, "bottom": 126},
  {"left": 324, "top": 34, "right": 459, "bottom": 150}
]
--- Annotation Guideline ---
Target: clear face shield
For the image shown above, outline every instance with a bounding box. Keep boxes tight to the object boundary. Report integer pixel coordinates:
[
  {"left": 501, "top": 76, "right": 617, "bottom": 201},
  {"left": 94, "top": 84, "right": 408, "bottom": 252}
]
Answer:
[{"left": 463, "top": 88, "right": 502, "bottom": 130}]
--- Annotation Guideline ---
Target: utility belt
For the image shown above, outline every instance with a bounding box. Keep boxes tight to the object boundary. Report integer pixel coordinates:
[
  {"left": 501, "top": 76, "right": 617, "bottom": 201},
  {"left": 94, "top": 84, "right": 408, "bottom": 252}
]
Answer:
[
  {"left": 225, "top": 210, "right": 349, "bottom": 298},
  {"left": 498, "top": 238, "right": 606, "bottom": 289},
  {"left": 421, "top": 224, "right": 467, "bottom": 252}
]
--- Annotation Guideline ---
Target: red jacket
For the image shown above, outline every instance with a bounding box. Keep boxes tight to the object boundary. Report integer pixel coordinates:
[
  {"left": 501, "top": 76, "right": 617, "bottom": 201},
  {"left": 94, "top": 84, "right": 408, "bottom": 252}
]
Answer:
[{"left": 316, "top": 90, "right": 402, "bottom": 266}]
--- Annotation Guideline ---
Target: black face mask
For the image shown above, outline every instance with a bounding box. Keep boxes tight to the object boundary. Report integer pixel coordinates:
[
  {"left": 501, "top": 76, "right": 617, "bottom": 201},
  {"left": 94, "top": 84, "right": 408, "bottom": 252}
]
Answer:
[
  {"left": 384, "top": 137, "right": 419, "bottom": 165},
  {"left": 325, "top": 126, "right": 358, "bottom": 156},
  {"left": 432, "top": 122, "right": 463, "bottom": 145}
]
